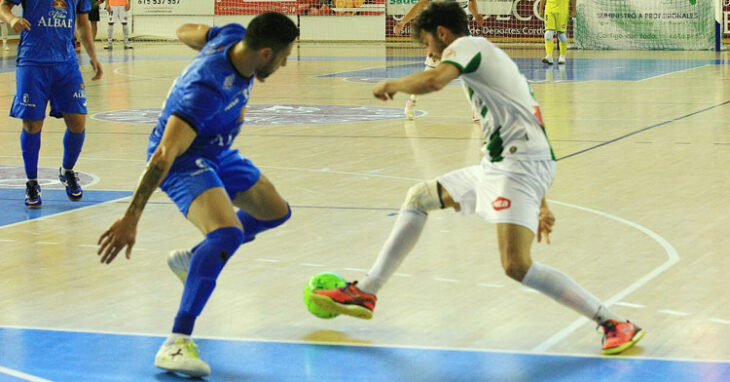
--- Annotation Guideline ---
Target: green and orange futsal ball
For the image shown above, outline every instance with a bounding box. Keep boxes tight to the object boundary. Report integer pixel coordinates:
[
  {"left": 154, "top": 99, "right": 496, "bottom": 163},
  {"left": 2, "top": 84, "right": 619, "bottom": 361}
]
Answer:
[{"left": 303, "top": 272, "right": 347, "bottom": 318}]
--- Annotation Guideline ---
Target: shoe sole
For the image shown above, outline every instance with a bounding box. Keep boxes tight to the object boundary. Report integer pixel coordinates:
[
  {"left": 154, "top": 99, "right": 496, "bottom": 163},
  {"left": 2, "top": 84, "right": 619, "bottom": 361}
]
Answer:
[
  {"left": 25, "top": 204, "right": 42, "bottom": 209},
  {"left": 154, "top": 361, "right": 209, "bottom": 378},
  {"left": 542, "top": 59, "right": 553, "bottom": 65},
  {"left": 602, "top": 328, "right": 645, "bottom": 355},
  {"left": 67, "top": 195, "right": 83, "bottom": 202},
  {"left": 308, "top": 292, "right": 373, "bottom": 320}
]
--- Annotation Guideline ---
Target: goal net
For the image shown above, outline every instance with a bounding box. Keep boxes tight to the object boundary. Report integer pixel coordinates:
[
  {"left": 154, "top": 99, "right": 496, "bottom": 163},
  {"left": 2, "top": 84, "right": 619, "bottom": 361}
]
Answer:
[{"left": 574, "top": 0, "right": 723, "bottom": 50}]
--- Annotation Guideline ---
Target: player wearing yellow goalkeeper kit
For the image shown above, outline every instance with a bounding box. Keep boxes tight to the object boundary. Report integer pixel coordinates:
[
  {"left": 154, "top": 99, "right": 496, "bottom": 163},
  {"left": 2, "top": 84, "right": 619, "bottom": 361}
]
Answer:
[{"left": 539, "top": 0, "right": 575, "bottom": 65}]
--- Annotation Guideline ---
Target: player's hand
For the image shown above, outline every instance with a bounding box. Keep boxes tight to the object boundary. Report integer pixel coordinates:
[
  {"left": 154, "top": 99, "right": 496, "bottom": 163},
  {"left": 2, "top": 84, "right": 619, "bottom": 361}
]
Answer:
[
  {"left": 98, "top": 215, "right": 138, "bottom": 264},
  {"left": 90, "top": 58, "right": 103, "bottom": 81},
  {"left": 10, "top": 17, "right": 31, "bottom": 33},
  {"left": 125, "top": 3, "right": 130, "bottom": 11},
  {"left": 373, "top": 81, "right": 395, "bottom": 101},
  {"left": 474, "top": 13, "right": 485, "bottom": 26},
  {"left": 537, "top": 206, "right": 555, "bottom": 244},
  {"left": 393, "top": 22, "right": 404, "bottom": 36}
]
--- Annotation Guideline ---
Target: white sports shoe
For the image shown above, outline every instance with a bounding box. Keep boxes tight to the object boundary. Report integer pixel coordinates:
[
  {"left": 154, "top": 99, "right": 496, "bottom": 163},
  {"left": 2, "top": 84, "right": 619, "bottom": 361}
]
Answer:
[
  {"left": 558, "top": 55, "right": 566, "bottom": 64},
  {"left": 404, "top": 97, "right": 416, "bottom": 120},
  {"left": 2, "top": 44, "right": 8, "bottom": 51},
  {"left": 542, "top": 55, "right": 554, "bottom": 65},
  {"left": 154, "top": 338, "right": 210, "bottom": 377},
  {"left": 168, "top": 249, "right": 192, "bottom": 284}
]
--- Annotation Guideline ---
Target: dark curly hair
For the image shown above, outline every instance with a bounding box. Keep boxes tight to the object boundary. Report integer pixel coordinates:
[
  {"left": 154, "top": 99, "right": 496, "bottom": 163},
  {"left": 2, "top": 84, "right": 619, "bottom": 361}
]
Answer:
[{"left": 412, "top": 1, "right": 470, "bottom": 41}]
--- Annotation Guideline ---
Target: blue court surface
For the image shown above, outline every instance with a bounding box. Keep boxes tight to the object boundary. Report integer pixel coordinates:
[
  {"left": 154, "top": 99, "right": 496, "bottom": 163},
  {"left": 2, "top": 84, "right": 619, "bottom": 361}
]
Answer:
[
  {"left": 318, "top": 58, "right": 724, "bottom": 82},
  {"left": 0, "top": 327, "right": 728, "bottom": 381},
  {"left": 0, "top": 189, "right": 131, "bottom": 227}
]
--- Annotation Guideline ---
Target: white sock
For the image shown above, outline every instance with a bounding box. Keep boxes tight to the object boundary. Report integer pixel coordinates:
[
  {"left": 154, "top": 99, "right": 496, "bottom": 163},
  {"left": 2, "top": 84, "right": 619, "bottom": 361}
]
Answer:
[
  {"left": 122, "top": 23, "right": 129, "bottom": 44},
  {"left": 409, "top": 94, "right": 418, "bottom": 102},
  {"left": 108, "top": 24, "right": 114, "bottom": 44},
  {"left": 358, "top": 209, "right": 427, "bottom": 294},
  {"left": 521, "top": 262, "right": 626, "bottom": 323},
  {"left": 164, "top": 333, "right": 191, "bottom": 345}
]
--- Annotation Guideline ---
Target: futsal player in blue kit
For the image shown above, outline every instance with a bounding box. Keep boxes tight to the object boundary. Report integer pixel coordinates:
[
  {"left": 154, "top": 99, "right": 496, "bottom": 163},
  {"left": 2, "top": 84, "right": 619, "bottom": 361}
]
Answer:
[
  {"left": 97, "top": 13, "right": 298, "bottom": 377},
  {"left": 0, "top": 0, "right": 103, "bottom": 208}
]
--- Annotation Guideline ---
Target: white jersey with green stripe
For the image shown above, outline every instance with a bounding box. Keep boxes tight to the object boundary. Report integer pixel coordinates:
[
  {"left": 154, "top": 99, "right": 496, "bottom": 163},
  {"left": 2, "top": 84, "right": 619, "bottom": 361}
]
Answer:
[{"left": 441, "top": 36, "right": 555, "bottom": 162}]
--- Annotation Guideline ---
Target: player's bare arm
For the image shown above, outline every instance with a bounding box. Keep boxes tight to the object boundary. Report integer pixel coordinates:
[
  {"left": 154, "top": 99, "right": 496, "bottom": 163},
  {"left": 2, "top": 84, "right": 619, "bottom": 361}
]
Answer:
[
  {"left": 177, "top": 24, "right": 212, "bottom": 51},
  {"left": 76, "top": 13, "right": 103, "bottom": 81},
  {"left": 394, "top": 0, "right": 430, "bottom": 35},
  {"left": 0, "top": 0, "right": 30, "bottom": 32},
  {"left": 538, "top": 0, "right": 546, "bottom": 18},
  {"left": 537, "top": 197, "right": 555, "bottom": 244},
  {"left": 468, "top": 0, "right": 484, "bottom": 26},
  {"left": 373, "top": 62, "right": 459, "bottom": 100},
  {"left": 97, "top": 115, "right": 197, "bottom": 263}
]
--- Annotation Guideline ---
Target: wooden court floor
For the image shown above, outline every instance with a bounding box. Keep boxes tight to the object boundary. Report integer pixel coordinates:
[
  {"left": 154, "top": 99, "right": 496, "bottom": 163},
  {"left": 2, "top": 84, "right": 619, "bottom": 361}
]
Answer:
[{"left": 0, "top": 41, "right": 729, "bottom": 380}]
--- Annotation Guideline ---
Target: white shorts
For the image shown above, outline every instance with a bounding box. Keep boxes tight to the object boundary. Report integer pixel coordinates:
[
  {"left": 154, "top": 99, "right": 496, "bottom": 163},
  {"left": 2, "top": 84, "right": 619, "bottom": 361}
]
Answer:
[
  {"left": 437, "top": 159, "right": 556, "bottom": 234},
  {"left": 108, "top": 5, "right": 128, "bottom": 24}
]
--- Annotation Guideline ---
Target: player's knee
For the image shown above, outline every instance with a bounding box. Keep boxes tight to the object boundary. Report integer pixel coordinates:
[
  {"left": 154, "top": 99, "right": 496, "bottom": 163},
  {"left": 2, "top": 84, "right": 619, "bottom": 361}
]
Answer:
[
  {"left": 503, "top": 259, "right": 531, "bottom": 282},
  {"left": 402, "top": 180, "right": 442, "bottom": 213},
  {"left": 259, "top": 204, "right": 292, "bottom": 229},
  {"left": 558, "top": 32, "right": 568, "bottom": 43},
  {"left": 544, "top": 30, "right": 555, "bottom": 41},
  {"left": 22, "top": 120, "right": 43, "bottom": 134}
]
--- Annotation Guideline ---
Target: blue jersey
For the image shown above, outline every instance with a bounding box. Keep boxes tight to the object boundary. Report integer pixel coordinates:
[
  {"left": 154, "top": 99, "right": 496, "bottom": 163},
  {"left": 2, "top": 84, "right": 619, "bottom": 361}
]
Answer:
[
  {"left": 149, "top": 24, "right": 254, "bottom": 159},
  {"left": 11, "top": 0, "right": 91, "bottom": 65}
]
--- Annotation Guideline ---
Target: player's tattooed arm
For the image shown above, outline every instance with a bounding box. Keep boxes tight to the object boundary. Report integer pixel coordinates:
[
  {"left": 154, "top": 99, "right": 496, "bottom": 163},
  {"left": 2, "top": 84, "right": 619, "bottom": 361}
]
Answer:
[{"left": 125, "top": 115, "right": 197, "bottom": 220}]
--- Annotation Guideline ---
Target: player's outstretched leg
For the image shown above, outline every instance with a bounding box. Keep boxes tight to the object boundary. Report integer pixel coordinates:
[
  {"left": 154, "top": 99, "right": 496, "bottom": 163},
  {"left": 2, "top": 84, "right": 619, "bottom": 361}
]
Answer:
[
  {"left": 312, "top": 180, "right": 446, "bottom": 319},
  {"left": 498, "top": 223, "right": 644, "bottom": 354}
]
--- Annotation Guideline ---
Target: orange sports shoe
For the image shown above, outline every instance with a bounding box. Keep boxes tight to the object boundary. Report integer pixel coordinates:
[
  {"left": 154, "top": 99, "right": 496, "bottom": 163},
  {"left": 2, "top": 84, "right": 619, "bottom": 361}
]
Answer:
[
  {"left": 309, "top": 281, "right": 377, "bottom": 320},
  {"left": 600, "top": 320, "right": 645, "bottom": 355}
]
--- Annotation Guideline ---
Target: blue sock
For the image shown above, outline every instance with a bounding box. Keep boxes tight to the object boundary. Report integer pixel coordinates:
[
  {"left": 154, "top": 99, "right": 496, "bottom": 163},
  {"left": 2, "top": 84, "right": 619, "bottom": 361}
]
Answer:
[
  {"left": 62, "top": 129, "right": 85, "bottom": 170},
  {"left": 236, "top": 205, "right": 291, "bottom": 243},
  {"left": 172, "top": 226, "right": 244, "bottom": 335},
  {"left": 20, "top": 130, "right": 41, "bottom": 180}
]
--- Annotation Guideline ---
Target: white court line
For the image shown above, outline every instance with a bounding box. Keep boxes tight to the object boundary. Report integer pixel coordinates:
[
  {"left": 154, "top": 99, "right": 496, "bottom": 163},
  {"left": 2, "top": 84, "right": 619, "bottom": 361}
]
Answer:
[
  {"left": 35, "top": 242, "right": 59, "bottom": 245},
  {"left": 0, "top": 239, "right": 15, "bottom": 242},
  {"left": 0, "top": 197, "right": 131, "bottom": 231},
  {"left": 659, "top": 309, "right": 690, "bottom": 317},
  {"left": 343, "top": 267, "right": 367, "bottom": 272},
  {"left": 709, "top": 318, "right": 730, "bottom": 325},
  {"left": 531, "top": 200, "right": 680, "bottom": 353},
  {"left": 613, "top": 302, "right": 645, "bottom": 309},
  {"left": 258, "top": 165, "right": 423, "bottom": 182},
  {"left": 0, "top": 366, "right": 52, "bottom": 382},
  {"left": 433, "top": 277, "right": 459, "bottom": 283},
  {"left": 255, "top": 258, "right": 281, "bottom": 263},
  {"left": 477, "top": 283, "right": 504, "bottom": 288},
  {"left": 77, "top": 244, "right": 98, "bottom": 248},
  {"left": 1, "top": 324, "right": 728, "bottom": 365},
  {"left": 638, "top": 64, "right": 711, "bottom": 82},
  {"left": 393, "top": 273, "right": 412, "bottom": 278},
  {"left": 299, "top": 263, "right": 324, "bottom": 267}
]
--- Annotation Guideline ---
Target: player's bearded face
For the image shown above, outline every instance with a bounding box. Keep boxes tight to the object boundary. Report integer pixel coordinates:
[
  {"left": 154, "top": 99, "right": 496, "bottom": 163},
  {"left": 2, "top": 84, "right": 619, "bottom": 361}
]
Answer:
[
  {"left": 421, "top": 31, "right": 448, "bottom": 61},
  {"left": 255, "top": 43, "right": 294, "bottom": 79}
]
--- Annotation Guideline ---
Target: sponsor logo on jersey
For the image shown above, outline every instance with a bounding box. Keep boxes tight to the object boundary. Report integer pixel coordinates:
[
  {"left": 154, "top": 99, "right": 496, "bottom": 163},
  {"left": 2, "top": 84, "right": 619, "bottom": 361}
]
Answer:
[
  {"left": 40, "top": 0, "right": 73, "bottom": 29},
  {"left": 491, "top": 197, "right": 511, "bottom": 211},
  {"left": 443, "top": 48, "right": 455, "bottom": 59}
]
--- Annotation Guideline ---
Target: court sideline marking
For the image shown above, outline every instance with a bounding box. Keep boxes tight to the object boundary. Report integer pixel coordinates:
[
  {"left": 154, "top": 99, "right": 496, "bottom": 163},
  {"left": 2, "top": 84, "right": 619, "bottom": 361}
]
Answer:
[
  {"left": 0, "top": 366, "right": 51, "bottom": 382},
  {"left": 557, "top": 100, "right": 730, "bottom": 161}
]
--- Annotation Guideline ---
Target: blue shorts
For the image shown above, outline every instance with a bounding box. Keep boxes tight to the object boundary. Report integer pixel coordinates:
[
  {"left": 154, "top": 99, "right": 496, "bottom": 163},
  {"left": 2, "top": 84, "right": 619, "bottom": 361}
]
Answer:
[
  {"left": 159, "top": 149, "right": 261, "bottom": 216},
  {"left": 10, "top": 61, "right": 87, "bottom": 120}
]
